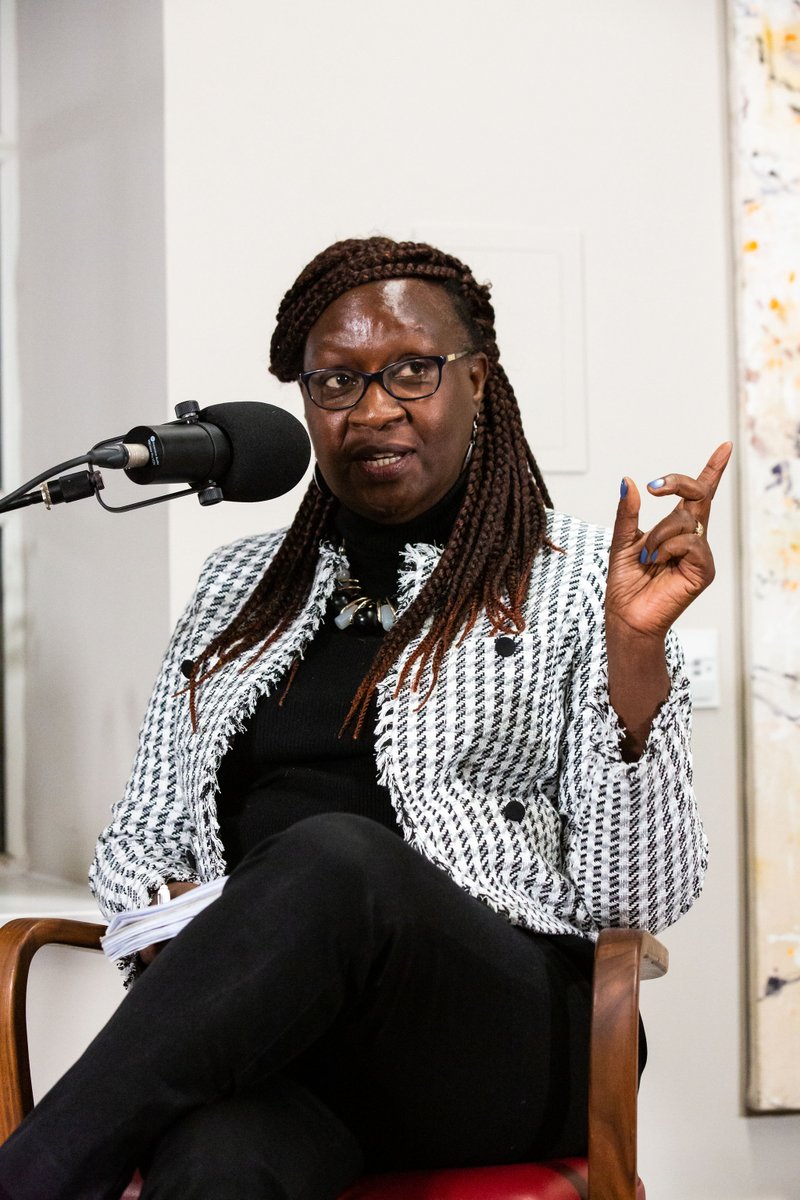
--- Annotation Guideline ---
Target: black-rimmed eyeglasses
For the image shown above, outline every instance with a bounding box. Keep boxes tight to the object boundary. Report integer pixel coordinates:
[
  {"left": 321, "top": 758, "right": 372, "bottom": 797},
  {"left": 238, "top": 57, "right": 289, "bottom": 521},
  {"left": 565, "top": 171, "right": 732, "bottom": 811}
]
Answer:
[{"left": 299, "top": 351, "right": 474, "bottom": 411}]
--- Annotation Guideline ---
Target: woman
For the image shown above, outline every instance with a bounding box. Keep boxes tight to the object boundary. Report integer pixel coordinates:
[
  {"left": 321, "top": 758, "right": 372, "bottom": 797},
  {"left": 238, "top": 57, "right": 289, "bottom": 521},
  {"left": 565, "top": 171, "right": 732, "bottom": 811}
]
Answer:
[{"left": 0, "top": 237, "right": 730, "bottom": 1200}]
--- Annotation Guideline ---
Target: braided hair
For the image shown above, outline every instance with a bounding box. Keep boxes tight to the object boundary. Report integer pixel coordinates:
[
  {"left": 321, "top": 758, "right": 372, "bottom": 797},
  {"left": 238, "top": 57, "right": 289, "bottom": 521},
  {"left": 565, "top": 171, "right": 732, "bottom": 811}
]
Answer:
[{"left": 187, "top": 236, "right": 553, "bottom": 735}]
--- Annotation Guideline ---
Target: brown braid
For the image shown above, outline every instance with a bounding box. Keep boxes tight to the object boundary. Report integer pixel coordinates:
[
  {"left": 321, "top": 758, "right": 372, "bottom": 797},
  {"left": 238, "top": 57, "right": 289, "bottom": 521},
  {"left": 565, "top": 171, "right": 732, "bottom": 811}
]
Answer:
[{"left": 188, "top": 236, "right": 553, "bottom": 735}]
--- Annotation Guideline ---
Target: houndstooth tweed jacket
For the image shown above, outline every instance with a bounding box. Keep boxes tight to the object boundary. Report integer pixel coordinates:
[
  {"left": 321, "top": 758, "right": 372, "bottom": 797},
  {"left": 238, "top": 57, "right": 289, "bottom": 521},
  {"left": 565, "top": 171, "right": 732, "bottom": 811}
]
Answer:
[{"left": 89, "top": 509, "right": 707, "bottom": 954}]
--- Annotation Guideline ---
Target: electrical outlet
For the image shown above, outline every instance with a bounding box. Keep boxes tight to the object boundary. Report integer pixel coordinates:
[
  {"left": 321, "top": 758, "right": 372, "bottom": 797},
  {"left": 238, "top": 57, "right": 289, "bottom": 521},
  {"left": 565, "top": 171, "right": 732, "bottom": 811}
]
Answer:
[{"left": 677, "top": 628, "right": 720, "bottom": 709}]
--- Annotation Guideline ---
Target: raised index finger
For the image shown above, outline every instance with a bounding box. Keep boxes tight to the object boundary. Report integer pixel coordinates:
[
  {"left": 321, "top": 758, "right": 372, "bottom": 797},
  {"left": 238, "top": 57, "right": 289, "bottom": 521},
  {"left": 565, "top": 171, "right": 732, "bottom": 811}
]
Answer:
[{"left": 694, "top": 440, "right": 734, "bottom": 499}]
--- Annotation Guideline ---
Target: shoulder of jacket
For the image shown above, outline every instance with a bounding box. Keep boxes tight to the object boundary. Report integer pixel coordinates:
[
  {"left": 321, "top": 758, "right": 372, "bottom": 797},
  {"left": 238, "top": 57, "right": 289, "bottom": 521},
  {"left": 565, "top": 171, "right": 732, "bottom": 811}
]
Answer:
[
  {"left": 197, "top": 529, "right": 288, "bottom": 580},
  {"left": 545, "top": 509, "right": 611, "bottom": 558},
  {"left": 517, "top": 510, "right": 611, "bottom": 628},
  {"left": 184, "top": 531, "right": 289, "bottom": 614},
  {"left": 208, "top": 527, "right": 287, "bottom": 563}
]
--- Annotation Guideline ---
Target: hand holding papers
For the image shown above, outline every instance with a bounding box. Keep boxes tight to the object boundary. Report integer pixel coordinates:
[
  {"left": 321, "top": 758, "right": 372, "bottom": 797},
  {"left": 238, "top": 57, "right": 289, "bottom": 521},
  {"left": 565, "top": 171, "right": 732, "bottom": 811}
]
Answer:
[{"left": 100, "top": 877, "right": 227, "bottom": 961}]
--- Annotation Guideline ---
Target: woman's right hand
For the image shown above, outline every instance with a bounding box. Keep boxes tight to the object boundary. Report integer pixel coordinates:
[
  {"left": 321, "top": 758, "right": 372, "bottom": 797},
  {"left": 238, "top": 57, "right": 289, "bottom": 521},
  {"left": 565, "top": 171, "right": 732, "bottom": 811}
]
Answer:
[{"left": 138, "top": 880, "right": 200, "bottom": 966}]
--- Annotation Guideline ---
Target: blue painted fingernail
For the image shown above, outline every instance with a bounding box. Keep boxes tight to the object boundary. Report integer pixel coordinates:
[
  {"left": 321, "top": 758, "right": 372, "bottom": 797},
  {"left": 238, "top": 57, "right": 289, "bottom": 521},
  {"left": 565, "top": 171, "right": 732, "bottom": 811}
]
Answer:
[
  {"left": 648, "top": 477, "right": 665, "bottom": 490},
  {"left": 620, "top": 478, "right": 628, "bottom": 498},
  {"left": 639, "top": 547, "right": 649, "bottom": 564},
  {"left": 650, "top": 549, "right": 659, "bottom": 563}
]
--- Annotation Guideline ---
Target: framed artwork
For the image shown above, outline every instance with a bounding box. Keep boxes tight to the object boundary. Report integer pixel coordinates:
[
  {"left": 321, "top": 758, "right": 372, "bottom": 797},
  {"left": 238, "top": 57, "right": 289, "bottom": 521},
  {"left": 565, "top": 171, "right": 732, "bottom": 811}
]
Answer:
[{"left": 729, "top": 0, "right": 800, "bottom": 1111}]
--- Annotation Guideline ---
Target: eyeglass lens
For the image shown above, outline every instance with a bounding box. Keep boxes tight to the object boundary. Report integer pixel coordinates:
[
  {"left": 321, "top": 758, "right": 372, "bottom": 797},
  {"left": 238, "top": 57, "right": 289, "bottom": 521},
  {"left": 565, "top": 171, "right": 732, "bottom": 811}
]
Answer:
[{"left": 307, "top": 357, "right": 442, "bottom": 409}]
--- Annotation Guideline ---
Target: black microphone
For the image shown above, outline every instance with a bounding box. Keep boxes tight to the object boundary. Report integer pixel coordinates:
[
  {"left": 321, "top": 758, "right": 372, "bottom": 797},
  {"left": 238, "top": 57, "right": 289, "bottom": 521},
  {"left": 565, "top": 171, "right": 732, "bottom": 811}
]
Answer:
[{"left": 97, "top": 402, "right": 311, "bottom": 504}]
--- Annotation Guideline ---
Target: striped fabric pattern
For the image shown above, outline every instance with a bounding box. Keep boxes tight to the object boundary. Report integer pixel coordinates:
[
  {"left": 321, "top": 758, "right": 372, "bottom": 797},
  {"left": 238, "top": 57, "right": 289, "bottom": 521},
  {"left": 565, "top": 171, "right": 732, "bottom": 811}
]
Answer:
[{"left": 89, "top": 510, "right": 707, "bottom": 981}]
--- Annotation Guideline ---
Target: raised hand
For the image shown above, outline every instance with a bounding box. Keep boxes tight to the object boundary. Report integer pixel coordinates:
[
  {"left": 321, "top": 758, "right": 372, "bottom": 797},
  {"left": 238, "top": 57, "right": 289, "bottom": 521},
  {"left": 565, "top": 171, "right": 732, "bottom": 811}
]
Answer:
[
  {"left": 604, "top": 441, "right": 732, "bottom": 759},
  {"left": 605, "top": 442, "right": 733, "bottom": 641}
]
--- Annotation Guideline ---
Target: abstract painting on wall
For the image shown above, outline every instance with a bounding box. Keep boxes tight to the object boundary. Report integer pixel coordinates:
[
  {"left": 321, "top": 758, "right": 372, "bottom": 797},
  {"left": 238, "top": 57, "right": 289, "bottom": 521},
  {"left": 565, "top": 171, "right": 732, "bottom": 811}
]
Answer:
[{"left": 729, "top": 0, "right": 800, "bottom": 1111}]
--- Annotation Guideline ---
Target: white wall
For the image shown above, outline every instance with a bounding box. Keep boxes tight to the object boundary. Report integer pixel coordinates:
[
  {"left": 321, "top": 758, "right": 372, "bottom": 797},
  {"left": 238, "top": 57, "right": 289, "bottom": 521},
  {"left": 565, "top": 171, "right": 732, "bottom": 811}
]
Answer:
[
  {"left": 16, "top": 0, "right": 170, "bottom": 880},
  {"left": 10, "top": 0, "right": 799, "bottom": 1195}
]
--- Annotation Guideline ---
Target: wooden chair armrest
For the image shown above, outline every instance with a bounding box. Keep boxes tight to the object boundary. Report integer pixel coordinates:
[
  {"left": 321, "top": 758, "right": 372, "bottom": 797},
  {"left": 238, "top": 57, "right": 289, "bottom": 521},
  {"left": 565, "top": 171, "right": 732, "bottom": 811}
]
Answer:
[
  {"left": 0, "top": 917, "right": 105, "bottom": 1142},
  {"left": 588, "top": 928, "right": 668, "bottom": 1200}
]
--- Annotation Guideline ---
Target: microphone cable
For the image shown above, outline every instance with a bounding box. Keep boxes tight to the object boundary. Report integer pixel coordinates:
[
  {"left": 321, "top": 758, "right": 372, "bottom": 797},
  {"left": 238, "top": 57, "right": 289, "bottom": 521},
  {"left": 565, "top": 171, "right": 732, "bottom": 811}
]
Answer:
[{"left": 0, "top": 449, "right": 199, "bottom": 517}]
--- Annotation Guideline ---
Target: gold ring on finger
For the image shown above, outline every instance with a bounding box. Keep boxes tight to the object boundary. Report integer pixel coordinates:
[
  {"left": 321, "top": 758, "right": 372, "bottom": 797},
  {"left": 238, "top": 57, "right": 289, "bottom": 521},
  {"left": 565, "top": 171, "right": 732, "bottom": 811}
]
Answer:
[{"left": 694, "top": 520, "right": 704, "bottom": 537}]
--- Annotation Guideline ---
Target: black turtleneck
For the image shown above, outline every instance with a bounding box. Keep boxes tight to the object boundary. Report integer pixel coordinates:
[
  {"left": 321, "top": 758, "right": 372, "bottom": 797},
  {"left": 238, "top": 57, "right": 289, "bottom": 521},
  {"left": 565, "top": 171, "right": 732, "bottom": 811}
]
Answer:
[{"left": 215, "top": 479, "right": 465, "bottom": 871}]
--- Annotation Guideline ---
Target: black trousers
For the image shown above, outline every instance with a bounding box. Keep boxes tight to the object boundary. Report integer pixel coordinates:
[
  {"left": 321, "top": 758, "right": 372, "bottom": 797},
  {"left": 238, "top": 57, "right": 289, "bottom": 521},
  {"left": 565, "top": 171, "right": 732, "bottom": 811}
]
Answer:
[{"left": 0, "top": 814, "right": 603, "bottom": 1200}]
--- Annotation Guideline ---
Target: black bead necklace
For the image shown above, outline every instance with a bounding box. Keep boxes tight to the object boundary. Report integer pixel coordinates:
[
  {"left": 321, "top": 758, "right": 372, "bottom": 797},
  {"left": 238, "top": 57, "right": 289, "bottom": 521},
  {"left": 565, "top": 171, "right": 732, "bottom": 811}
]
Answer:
[{"left": 331, "top": 559, "right": 397, "bottom": 634}]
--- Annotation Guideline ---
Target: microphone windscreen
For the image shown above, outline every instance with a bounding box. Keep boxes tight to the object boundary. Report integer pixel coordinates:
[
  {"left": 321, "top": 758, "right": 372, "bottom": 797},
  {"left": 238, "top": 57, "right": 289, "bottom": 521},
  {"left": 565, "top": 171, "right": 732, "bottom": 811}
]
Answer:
[{"left": 200, "top": 402, "right": 311, "bottom": 502}]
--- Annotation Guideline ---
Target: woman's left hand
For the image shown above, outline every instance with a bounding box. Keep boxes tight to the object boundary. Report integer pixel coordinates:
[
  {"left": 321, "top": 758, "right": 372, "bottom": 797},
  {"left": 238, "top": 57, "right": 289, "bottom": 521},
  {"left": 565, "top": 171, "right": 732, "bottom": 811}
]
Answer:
[
  {"left": 603, "top": 441, "right": 732, "bottom": 759},
  {"left": 605, "top": 441, "right": 733, "bottom": 640}
]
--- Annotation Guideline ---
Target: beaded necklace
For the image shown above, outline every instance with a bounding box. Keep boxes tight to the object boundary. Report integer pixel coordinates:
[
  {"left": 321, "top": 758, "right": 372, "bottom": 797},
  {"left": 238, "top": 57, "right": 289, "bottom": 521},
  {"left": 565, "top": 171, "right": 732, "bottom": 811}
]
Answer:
[{"left": 331, "top": 560, "right": 397, "bottom": 633}]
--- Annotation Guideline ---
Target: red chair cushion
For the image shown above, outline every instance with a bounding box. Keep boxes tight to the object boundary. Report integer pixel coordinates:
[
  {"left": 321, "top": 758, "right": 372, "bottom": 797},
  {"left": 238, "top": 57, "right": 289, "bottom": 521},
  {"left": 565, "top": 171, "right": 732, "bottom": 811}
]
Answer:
[
  {"left": 123, "top": 1158, "right": 646, "bottom": 1199},
  {"left": 340, "top": 1157, "right": 646, "bottom": 1200},
  {"left": 339, "top": 1159, "right": 591, "bottom": 1199}
]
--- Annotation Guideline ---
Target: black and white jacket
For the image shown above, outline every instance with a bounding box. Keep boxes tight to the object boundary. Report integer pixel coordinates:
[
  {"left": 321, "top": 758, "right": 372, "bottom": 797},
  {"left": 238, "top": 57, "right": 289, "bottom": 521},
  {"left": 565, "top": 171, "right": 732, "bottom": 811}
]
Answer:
[{"left": 89, "top": 510, "right": 707, "bottom": 954}]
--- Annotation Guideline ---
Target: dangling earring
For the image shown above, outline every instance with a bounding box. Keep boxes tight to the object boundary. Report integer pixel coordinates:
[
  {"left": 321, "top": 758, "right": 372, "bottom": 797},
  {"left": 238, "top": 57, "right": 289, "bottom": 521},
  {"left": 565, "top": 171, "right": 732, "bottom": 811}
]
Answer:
[
  {"left": 313, "top": 463, "right": 332, "bottom": 495},
  {"left": 463, "top": 414, "right": 479, "bottom": 470}
]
